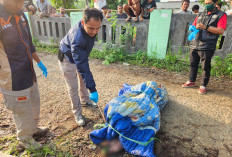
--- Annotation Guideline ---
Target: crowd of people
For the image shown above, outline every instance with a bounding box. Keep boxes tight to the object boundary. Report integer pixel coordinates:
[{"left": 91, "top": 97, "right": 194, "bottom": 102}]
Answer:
[
  {"left": 23, "top": 0, "right": 69, "bottom": 18},
  {"left": 23, "top": 0, "right": 232, "bottom": 23},
  {"left": 101, "top": 0, "right": 157, "bottom": 21}
]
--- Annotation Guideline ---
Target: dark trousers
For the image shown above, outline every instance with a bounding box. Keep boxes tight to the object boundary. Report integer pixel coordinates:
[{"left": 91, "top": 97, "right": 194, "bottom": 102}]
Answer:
[{"left": 189, "top": 49, "right": 214, "bottom": 87}]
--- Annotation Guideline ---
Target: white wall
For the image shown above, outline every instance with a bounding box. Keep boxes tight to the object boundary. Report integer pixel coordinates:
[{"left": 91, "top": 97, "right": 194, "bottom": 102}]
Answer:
[{"left": 157, "top": 2, "right": 204, "bottom": 13}]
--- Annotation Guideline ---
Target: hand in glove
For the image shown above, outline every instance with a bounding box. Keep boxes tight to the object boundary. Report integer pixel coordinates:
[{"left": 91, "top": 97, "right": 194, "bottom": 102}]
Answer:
[
  {"left": 37, "top": 61, "right": 48, "bottom": 77},
  {"left": 188, "top": 24, "right": 199, "bottom": 41},
  {"left": 89, "top": 91, "right": 99, "bottom": 103},
  {"left": 189, "top": 24, "right": 196, "bottom": 32}
]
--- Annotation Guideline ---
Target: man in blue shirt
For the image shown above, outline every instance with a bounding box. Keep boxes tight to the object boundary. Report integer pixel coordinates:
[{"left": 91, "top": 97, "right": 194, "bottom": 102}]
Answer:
[{"left": 58, "top": 8, "right": 103, "bottom": 126}]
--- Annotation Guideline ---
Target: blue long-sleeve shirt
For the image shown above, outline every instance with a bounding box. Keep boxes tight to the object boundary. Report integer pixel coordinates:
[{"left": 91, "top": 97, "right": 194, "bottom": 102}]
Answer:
[{"left": 59, "top": 21, "right": 96, "bottom": 93}]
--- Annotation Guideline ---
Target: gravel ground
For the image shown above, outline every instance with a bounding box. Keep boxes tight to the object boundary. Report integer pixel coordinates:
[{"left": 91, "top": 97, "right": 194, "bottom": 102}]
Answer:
[{"left": 0, "top": 52, "right": 232, "bottom": 157}]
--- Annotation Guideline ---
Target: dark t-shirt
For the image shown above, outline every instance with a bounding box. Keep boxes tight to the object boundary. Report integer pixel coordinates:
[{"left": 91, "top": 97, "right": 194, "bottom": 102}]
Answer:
[
  {"left": 143, "top": 0, "right": 156, "bottom": 19},
  {"left": 116, "top": 13, "right": 127, "bottom": 19}
]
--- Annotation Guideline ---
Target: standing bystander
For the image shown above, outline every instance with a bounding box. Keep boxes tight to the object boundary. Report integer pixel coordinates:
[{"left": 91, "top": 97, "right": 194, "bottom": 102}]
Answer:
[
  {"left": 182, "top": 0, "right": 227, "bottom": 94},
  {"left": 0, "top": 0, "right": 48, "bottom": 150}
]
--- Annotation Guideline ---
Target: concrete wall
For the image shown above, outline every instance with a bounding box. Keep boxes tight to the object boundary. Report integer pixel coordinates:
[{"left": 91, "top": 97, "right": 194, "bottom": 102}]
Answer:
[
  {"left": 219, "top": 15, "right": 232, "bottom": 57},
  {"left": 94, "top": 19, "right": 149, "bottom": 53},
  {"left": 169, "top": 14, "right": 196, "bottom": 53},
  {"left": 29, "top": 14, "right": 232, "bottom": 57},
  {"left": 157, "top": 2, "right": 205, "bottom": 13},
  {"left": 29, "top": 16, "right": 71, "bottom": 45},
  {"left": 29, "top": 16, "right": 149, "bottom": 53}
]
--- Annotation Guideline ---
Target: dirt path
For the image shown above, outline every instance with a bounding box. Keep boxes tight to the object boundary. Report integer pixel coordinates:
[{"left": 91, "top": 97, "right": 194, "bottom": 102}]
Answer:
[{"left": 0, "top": 52, "right": 232, "bottom": 157}]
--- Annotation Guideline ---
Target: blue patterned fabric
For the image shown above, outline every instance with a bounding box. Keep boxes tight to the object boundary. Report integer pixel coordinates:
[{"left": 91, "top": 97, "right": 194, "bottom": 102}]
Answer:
[{"left": 90, "top": 81, "right": 168, "bottom": 157}]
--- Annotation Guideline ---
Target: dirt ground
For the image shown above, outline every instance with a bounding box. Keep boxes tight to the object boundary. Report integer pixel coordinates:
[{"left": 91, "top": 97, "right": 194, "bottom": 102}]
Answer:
[{"left": 0, "top": 52, "right": 232, "bottom": 157}]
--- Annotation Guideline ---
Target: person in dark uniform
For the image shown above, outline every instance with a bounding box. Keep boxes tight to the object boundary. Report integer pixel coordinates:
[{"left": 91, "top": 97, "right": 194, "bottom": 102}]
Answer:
[{"left": 0, "top": 0, "right": 48, "bottom": 150}]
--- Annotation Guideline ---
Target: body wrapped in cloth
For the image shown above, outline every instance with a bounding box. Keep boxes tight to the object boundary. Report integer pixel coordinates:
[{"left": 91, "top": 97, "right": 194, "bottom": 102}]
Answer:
[{"left": 90, "top": 81, "right": 168, "bottom": 157}]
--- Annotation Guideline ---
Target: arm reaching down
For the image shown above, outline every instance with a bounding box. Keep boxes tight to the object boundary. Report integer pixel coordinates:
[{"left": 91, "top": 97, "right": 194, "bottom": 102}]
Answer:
[{"left": 71, "top": 43, "right": 96, "bottom": 93}]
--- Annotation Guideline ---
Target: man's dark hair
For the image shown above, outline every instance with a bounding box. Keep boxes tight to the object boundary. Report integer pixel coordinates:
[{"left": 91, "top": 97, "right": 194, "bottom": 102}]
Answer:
[
  {"left": 213, "top": 0, "right": 218, "bottom": 3},
  {"left": 117, "top": 4, "right": 123, "bottom": 7},
  {"left": 83, "top": 8, "right": 103, "bottom": 24},
  {"left": 216, "top": 3, "right": 222, "bottom": 8},
  {"left": 181, "top": 0, "right": 190, "bottom": 5},
  {"left": 192, "top": 4, "right": 199, "bottom": 11}
]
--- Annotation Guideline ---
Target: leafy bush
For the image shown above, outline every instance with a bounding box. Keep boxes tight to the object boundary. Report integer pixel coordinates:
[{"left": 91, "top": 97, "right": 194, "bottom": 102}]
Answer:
[
  {"left": 90, "top": 42, "right": 232, "bottom": 79},
  {"left": 33, "top": 39, "right": 59, "bottom": 54},
  {"left": 211, "top": 54, "right": 232, "bottom": 78}
]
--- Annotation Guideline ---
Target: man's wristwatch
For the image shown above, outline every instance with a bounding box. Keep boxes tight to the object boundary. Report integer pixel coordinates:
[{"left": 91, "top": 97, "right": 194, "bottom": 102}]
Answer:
[{"left": 205, "top": 25, "right": 209, "bottom": 30}]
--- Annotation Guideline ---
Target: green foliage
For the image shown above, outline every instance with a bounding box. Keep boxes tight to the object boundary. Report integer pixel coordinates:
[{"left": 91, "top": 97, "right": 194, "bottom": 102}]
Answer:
[
  {"left": 0, "top": 136, "right": 73, "bottom": 157},
  {"left": 90, "top": 43, "right": 190, "bottom": 71},
  {"left": 211, "top": 54, "right": 232, "bottom": 77},
  {"left": 50, "top": 0, "right": 79, "bottom": 9},
  {"left": 90, "top": 42, "right": 125, "bottom": 65},
  {"left": 24, "top": 144, "right": 73, "bottom": 157},
  {"left": 90, "top": 42, "right": 232, "bottom": 78},
  {"left": 0, "top": 136, "right": 20, "bottom": 156},
  {"left": 108, "top": 12, "right": 118, "bottom": 43},
  {"left": 198, "top": 0, "right": 230, "bottom": 8},
  {"left": 33, "top": 39, "right": 59, "bottom": 54},
  {"left": 106, "top": 0, "right": 127, "bottom": 10}
]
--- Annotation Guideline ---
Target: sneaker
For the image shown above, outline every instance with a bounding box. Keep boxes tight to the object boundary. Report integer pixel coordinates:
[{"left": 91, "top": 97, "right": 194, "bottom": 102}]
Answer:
[
  {"left": 82, "top": 100, "right": 98, "bottom": 108},
  {"left": 198, "top": 86, "right": 207, "bottom": 94},
  {"left": 81, "top": 102, "right": 91, "bottom": 107},
  {"left": 18, "top": 138, "right": 42, "bottom": 150},
  {"left": 33, "top": 127, "right": 49, "bottom": 136},
  {"left": 182, "top": 80, "right": 195, "bottom": 88},
  {"left": 74, "top": 114, "right": 85, "bottom": 126}
]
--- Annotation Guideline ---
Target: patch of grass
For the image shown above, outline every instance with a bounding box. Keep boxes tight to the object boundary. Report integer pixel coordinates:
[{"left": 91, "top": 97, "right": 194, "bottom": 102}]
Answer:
[
  {"left": 24, "top": 143, "right": 73, "bottom": 157},
  {"left": 90, "top": 43, "right": 190, "bottom": 71},
  {"left": 0, "top": 136, "right": 73, "bottom": 157},
  {"left": 90, "top": 43, "right": 232, "bottom": 78},
  {"left": 0, "top": 136, "right": 20, "bottom": 156},
  {"left": 33, "top": 39, "right": 59, "bottom": 54},
  {"left": 211, "top": 54, "right": 232, "bottom": 78}
]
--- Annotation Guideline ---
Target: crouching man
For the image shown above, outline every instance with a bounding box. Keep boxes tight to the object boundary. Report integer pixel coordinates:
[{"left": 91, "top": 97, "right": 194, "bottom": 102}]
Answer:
[
  {"left": 0, "top": 0, "right": 48, "bottom": 150},
  {"left": 58, "top": 8, "right": 103, "bottom": 126}
]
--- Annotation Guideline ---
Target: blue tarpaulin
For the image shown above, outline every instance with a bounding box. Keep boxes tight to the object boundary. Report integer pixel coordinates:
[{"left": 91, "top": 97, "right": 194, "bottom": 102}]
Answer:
[{"left": 90, "top": 81, "right": 168, "bottom": 157}]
